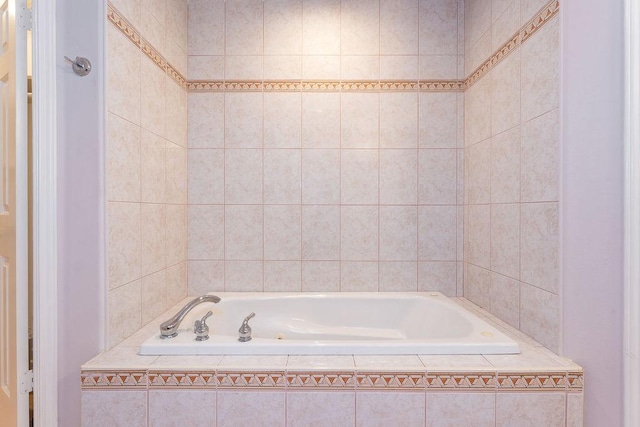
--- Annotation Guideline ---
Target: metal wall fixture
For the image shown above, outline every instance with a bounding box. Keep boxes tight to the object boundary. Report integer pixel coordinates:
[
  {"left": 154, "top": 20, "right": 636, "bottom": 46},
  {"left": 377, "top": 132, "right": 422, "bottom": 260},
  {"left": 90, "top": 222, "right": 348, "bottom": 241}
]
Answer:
[{"left": 64, "top": 56, "right": 92, "bottom": 77}]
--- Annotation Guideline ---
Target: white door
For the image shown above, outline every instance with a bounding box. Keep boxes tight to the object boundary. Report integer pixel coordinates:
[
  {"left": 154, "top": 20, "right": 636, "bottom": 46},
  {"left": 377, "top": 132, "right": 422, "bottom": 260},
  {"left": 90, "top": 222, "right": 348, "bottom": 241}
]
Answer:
[{"left": 0, "top": 0, "right": 30, "bottom": 425}]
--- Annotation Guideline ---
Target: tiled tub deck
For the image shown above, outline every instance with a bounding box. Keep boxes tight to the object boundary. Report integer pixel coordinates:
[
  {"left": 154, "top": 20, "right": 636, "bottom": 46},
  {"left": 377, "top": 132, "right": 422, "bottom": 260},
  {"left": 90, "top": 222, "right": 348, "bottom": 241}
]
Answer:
[{"left": 82, "top": 298, "right": 583, "bottom": 426}]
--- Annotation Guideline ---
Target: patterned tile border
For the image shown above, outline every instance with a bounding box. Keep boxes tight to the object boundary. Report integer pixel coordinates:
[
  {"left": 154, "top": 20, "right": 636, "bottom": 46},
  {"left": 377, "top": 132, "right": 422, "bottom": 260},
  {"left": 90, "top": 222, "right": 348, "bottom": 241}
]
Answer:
[
  {"left": 81, "top": 369, "right": 583, "bottom": 392},
  {"left": 106, "top": 0, "right": 558, "bottom": 93}
]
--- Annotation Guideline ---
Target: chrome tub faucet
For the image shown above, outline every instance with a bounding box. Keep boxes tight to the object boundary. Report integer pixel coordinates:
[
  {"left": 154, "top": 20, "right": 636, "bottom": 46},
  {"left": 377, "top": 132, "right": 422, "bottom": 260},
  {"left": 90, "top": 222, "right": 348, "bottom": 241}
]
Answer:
[{"left": 159, "top": 294, "right": 221, "bottom": 339}]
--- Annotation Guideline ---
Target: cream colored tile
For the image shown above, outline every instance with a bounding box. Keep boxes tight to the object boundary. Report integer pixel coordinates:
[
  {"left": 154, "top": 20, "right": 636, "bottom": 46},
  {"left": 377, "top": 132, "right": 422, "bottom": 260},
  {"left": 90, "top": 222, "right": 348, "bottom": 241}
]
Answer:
[
  {"left": 521, "top": 16, "right": 559, "bottom": 121},
  {"left": 301, "top": 149, "right": 340, "bottom": 204},
  {"left": 107, "top": 113, "right": 141, "bottom": 202},
  {"left": 520, "top": 283, "right": 560, "bottom": 351},
  {"left": 302, "top": 0, "right": 340, "bottom": 55},
  {"left": 107, "top": 23, "right": 140, "bottom": 126},
  {"left": 341, "top": 150, "right": 379, "bottom": 205},
  {"left": 464, "top": 204, "right": 490, "bottom": 268},
  {"left": 457, "top": 149, "right": 464, "bottom": 204},
  {"left": 521, "top": 109, "right": 559, "bottom": 202},
  {"left": 380, "top": 55, "right": 419, "bottom": 80},
  {"left": 302, "top": 261, "right": 340, "bottom": 291},
  {"left": 419, "top": 93, "right": 457, "bottom": 149},
  {"left": 302, "top": 206, "right": 340, "bottom": 260},
  {"left": 464, "top": 0, "right": 491, "bottom": 51},
  {"left": 567, "top": 393, "right": 584, "bottom": 427},
  {"left": 264, "top": 150, "right": 301, "bottom": 204},
  {"left": 264, "top": 55, "right": 302, "bottom": 80},
  {"left": 264, "top": 0, "right": 302, "bottom": 55},
  {"left": 490, "top": 273, "right": 520, "bottom": 329},
  {"left": 380, "top": 150, "right": 417, "bottom": 204},
  {"left": 287, "top": 392, "right": 355, "bottom": 427},
  {"left": 188, "top": 205, "right": 224, "bottom": 260},
  {"left": 225, "top": 0, "right": 263, "bottom": 55},
  {"left": 110, "top": 0, "right": 141, "bottom": 28},
  {"left": 107, "top": 280, "right": 142, "bottom": 347},
  {"left": 225, "top": 93, "right": 263, "bottom": 148},
  {"left": 188, "top": 149, "right": 224, "bottom": 204},
  {"left": 225, "top": 205, "right": 263, "bottom": 260},
  {"left": 418, "top": 149, "right": 457, "bottom": 204},
  {"left": 484, "top": 342, "right": 561, "bottom": 370},
  {"left": 491, "top": 54, "right": 520, "bottom": 138},
  {"left": 341, "top": 55, "right": 380, "bottom": 80},
  {"left": 302, "top": 92, "right": 341, "bottom": 148},
  {"left": 218, "top": 355, "right": 288, "bottom": 370},
  {"left": 141, "top": 269, "right": 168, "bottom": 325},
  {"left": 165, "top": 144, "right": 187, "bottom": 204},
  {"left": 466, "top": 30, "right": 491, "bottom": 76},
  {"left": 218, "top": 391, "right": 285, "bottom": 427},
  {"left": 464, "top": 263, "right": 491, "bottom": 311},
  {"left": 464, "top": 75, "right": 491, "bottom": 146},
  {"left": 457, "top": 205, "right": 464, "bottom": 260},
  {"left": 108, "top": 202, "right": 141, "bottom": 289},
  {"left": 166, "top": 0, "right": 187, "bottom": 52},
  {"left": 380, "top": 206, "right": 417, "bottom": 261},
  {"left": 341, "top": 206, "right": 378, "bottom": 261},
  {"left": 225, "top": 261, "right": 263, "bottom": 292},
  {"left": 418, "top": 205, "right": 457, "bottom": 261},
  {"left": 521, "top": 0, "right": 549, "bottom": 25},
  {"left": 380, "top": 262, "right": 418, "bottom": 291},
  {"left": 188, "top": 0, "right": 225, "bottom": 55},
  {"left": 188, "top": 261, "right": 224, "bottom": 295},
  {"left": 491, "top": 126, "right": 521, "bottom": 204},
  {"left": 496, "top": 393, "right": 565, "bottom": 427},
  {"left": 82, "top": 391, "right": 147, "bottom": 427},
  {"left": 188, "top": 55, "right": 224, "bottom": 80},
  {"left": 302, "top": 55, "right": 341, "bottom": 80},
  {"left": 287, "top": 355, "right": 355, "bottom": 370},
  {"left": 165, "top": 205, "right": 187, "bottom": 266},
  {"left": 164, "top": 39, "right": 187, "bottom": 78},
  {"left": 225, "top": 55, "right": 263, "bottom": 80},
  {"left": 150, "top": 355, "right": 223, "bottom": 369},
  {"left": 225, "top": 149, "right": 262, "bottom": 204},
  {"left": 355, "top": 354, "right": 424, "bottom": 370},
  {"left": 419, "top": 0, "right": 458, "bottom": 55},
  {"left": 188, "top": 93, "right": 224, "bottom": 149},
  {"left": 380, "top": 93, "right": 418, "bottom": 148},
  {"left": 418, "top": 261, "right": 457, "bottom": 296},
  {"left": 165, "top": 79, "right": 187, "bottom": 147},
  {"left": 149, "top": 390, "right": 216, "bottom": 427},
  {"left": 264, "top": 205, "right": 301, "bottom": 260},
  {"left": 83, "top": 347, "right": 156, "bottom": 371},
  {"left": 264, "top": 261, "right": 301, "bottom": 291},
  {"left": 465, "top": 139, "right": 491, "bottom": 204},
  {"left": 165, "top": 262, "right": 187, "bottom": 303},
  {"left": 491, "top": 203, "right": 520, "bottom": 279},
  {"left": 341, "top": 0, "right": 379, "bottom": 55},
  {"left": 141, "top": 131, "right": 165, "bottom": 203},
  {"left": 140, "top": 56, "right": 166, "bottom": 138},
  {"left": 419, "top": 354, "right": 493, "bottom": 370},
  {"left": 492, "top": 0, "right": 520, "bottom": 51},
  {"left": 521, "top": 202, "right": 559, "bottom": 293},
  {"left": 380, "top": 0, "right": 419, "bottom": 54},
  {"left": 341, "top": 93, "right": 380, "bottom": 148},
  {"left": 419, "top": 54, "right": 458, "bottom": 79},
  {"left": 340, "top": 261, "right": 378, "bottom": 291},
  {"left": 357, "top": 392, "right": 425, "bottom": 427},
  {"left": 426, "top": 393, "right": 495, "bottom": 427},
  {"left": 141, "top": 204, "right": 166, "bottom": 276}
]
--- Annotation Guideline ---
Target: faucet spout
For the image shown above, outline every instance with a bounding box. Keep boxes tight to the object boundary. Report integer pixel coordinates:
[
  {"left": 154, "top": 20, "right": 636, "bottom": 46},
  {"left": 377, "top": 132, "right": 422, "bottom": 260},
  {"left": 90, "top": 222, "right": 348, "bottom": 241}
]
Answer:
[{"left": 159, "top": 294, "right": 221, "bottom": 339}]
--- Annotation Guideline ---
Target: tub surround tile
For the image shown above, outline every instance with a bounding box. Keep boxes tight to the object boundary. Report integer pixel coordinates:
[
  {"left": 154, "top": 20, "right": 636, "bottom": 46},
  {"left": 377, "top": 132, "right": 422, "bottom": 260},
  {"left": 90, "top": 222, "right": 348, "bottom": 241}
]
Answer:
[
  {"left": 380, "top": 93, "right": 418, "bottom": 148},
  {"left": 418, "top": 261, "right": 458, "bottom": 296},
  {"left": 419, "top": 93, "right": 458, "bottom": 149},
  {"left": 520, "top": 202, "right": 559, "bottom": 294},
  {"left": 264, "top": 0, "right": 302, "bottom": 56},
  {"left": 287, "top": 391, "right": 355, "bottom": 426},
  {"left": 302, "top": 261, "right": 341, "bottom": 291},
  {"left": 490, "top": 127, "right": 521, "bottom": 204},
  {"left": 217, "top": 391, "right": 285, "bottom": 427},
  {"left": 426, "top": 392, "right": 495, "bottom": 427},
  {"left": 287, "top": 355, "right": 356, "bottom": 371},
  {"left": 264, "top": 261, "right": 302, "bottom": 292},
  {"left": 379, "top": 262, "right": 418, "bottom": 292},
  {"left": 264, "top": 92, "right": 302, "bottom": 149},
  {"left": 188, "top": 261, "right": 225, "bottom": 294},
  {"left": 263, "top": 150, "right": 301, "bottom": 204},
  {"left": 188, "top": 205, "right": 224, "bottom": 261},
  {"left": 82, "top": 390, "right": 147, "bottom": 427},
  {"left": 381, "top": 55, "right": 419, "bottom": 81},
  {"left": 301, "top": 93, "right": 341, "bottom": 148},
  {"left": 519, "top": 283, "right": 560, "bottom": 351},
  {"left": 151, "top": 355, "right": 223, "bottom": 370},
  {"left": 188, "top": 148, "right": 225, "bottom": 204},
  {"left": 357, "top": 392, "right": 425, "bottom": 427},
  {"left": 418, "top": 205, "right": 457, "bottom": 261},
  {"left": 83, "top": 346, "right": 158, "bottom": 371},
  {"left": 419, "top": 149, "right": 457, "bottom": 204},
  {"left": 301, "top": 149, "right": 340, "bottom": 204},
  {"left": 149, "top": 390, "right": 216, "bottom": 427},
  {"left": 141, "top": 131, "right": 166, "bottom": 203},
  {"left": 188, "top": 55, "right": 224, "bottom": 81},
  {"left": 496, "top": 393, "right": 565, "bottom": 427},
  {"left": 490, "top": 203, "right": 520, "bottom": 280},
  {"left": 108, "top": 202, "right": 142, "bottom": 290},
  {"left": 301, "top": 55, "right": 341, "bottom": 80},
  {"left": 107, "top": 24, "right": 141, "bottom": 126},
  {"left": 340, "top": 262, "right": 378, "bottom": 292},
  {"left": 225, "top": 261, "right": 264, "bottom": 292},
  {"left": 380, "top": 150, "right": 418, "bottom": 204},
  {"left": 107, "top": 113, "right": 141, "bottom": 203},
  {"left": 217, "top": 355, "right": 288, "bottom": 371},
  {"left": 567, "top": 392, "right": 585, "bottom": 427},
  {"left": 302, "top": 0, "right": 341, "bottom": 55},
  {"left": 188, "top": 93, "right": 224, "bottom": 149},
  {"left": 419, "top": 355, "right": 494, "bottom": 371},
  {"left": 354, "top": 355, "right": 425, "bottom": 371},
  {"left": 521, "top": 109, "right": 560, "bottom": 202},
  {"left": 141, "top": 270, "right": 169, "bottom": 325},
  {"left": 301, "top": 206, "right": 340, "bottom": 261}
]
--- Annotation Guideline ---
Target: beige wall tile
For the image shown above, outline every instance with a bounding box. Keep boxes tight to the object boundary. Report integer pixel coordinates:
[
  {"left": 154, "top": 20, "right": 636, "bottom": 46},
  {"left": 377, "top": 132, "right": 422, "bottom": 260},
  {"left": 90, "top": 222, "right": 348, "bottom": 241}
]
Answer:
[
  {"left": 225, "top": 205, "right": 264, "bottom": 260},
  {"left": 521, "top": 109, "right": 559, "bottom": 202},
  {"left": 567, "top": 393, "right": 584, "bottom": 427},
  {"left": 287, "top": 392, "right": 355, "bottom": 427},
  {"left": 379, "top": 261, "right": 418, "bottom": 291},
  {"left": 380, "top": 56, "right": 419, "bottom": 80},
  {"left": 141, "top": 204, "right": 166, "bottom": 276},
  {"left": 188, "top": 0, "right": 225, "bottom": 56},
  {"left": 380, "top": 149, "right": 418, "bottom": 204},
  {"left": 141, "top": 131, "right": 166, "bottom": 203},
  {"left": 491, "top": 126, "right": 521, "bottom": 203},
  {"left": 110, "top": 0, "right": 141, "bottom": 27},
  {"left": 464, "top": 204, "right": 490, "bottom": 268},
  {"left": 164, "top": 80, "right": 187, "bottom": 147},
  {"left": 264, "top": 205, "right": 301, "bottom": 260},
  {"left": 357, "top": 392, "right": 425, "bottom": 426},
  {"left": 302, "top": 206, "right": 340, "bottom": 260},
  {"left": 188, "top": 261, "right": 224, "bottom": 295},
  {"left": 264, "top": 55, "right": 303, "bottom": 80},
  {"left": 491, "top": 203, "right": 520, "bottom": 279},
  {"left": 302, "top": 55, "right": 341, "bottom": 80},
  {"left": 418, "top": 261, "right": 457, "bottom": 295},
  {"left": 165, "top": 262, "right": 187, "bottom": 303},
  {"left": 420, "top": 0, "right": 459, "bottom": 55},
  {"left": 225, "top": 55, "right": 264, "bottom": 80},
  {"left": 107, "top": 280, "right": 142, "bottom": 347},
  {"left": 225, "top": 261, "right": 264, "bottom": 292},
  {"left": 218, "top": 391, "right": 284, "bottom": 427},
  {"left": 264, "top": 261, "right": 302, "bottom": 291},
  {"left": 496, "top": 393, "right": 565, "bottom": 427},
  {"left": 341, "top": 150, "right": 379, "bottom": 204},
  {"left": 380, "top": 0, "right": 419, "bottom": 55},
  {"left": 108, "top": 202, "right": 141, "bottom": 289},
  {"left": 107, "top": 25, "right": 140, "bottom": 125},
  {"left": 465, "top": 139, "right": 491, "bottom": 204},
  {"left": 140, "top": 56, "right": 166, "bottom": 138},
  {"left": 380, "top": 206, "right": 418, "bottom": 261},
  {"left": 341, "top": 206, "right": 378, "bottom": 261},
  {"left": 492, "top": 0, "right": 520, "bottom": 51},
  {"left": 82, "top": 391, "right": 147, "bottom": 427},
  {"left": 141, "top": 269, "right": 168, "bottom": 325},
  {"left": 302, "top": 0, "right": 341, "bottom": 55},
  {"left": 149, "top": 390, "right": 216, "bottom": 427},
  {"left": 419, "top": 149, "right": 457, "bottom": 204},
  {"left": 341, "top": 93, "right": 380, "bottom": 149},
  {"left": 464, "top": 76, "right": 491, "bottom": 146},
  {"left": 419, "top": 205, "right": 457, "bottom": 261},
  {"left": 107, "top": 113, "right": 141, "bottom": 202},
  {"left": 464, "top": 0, "right": 491, "bottom": 52},
  {"left": 419, "top": 92, "right": 458, "bottom": 149},
  {"left": 490, "top": 272, "right": 520, "bottom": 329},
  {"left": 426, "top": 392, "right": 495, "bottom": 427},
  {"left": 188, "top": 93, "right": 224, "bottom": 149},
  {"left": 341, "top": 55, "right": 380, "bottom": 80},
  {"left": 302, "top": 149, "right": 340, "bottom": 204},
  {"left": 521, "top": 0, "right": 550, "bottom": 25},
  {"left": 302, "top": 261, "right": 340, "bottom": 291},
  {"left": 225, "top": 0, "right": 264, "bottom": 55},
  {"left": 341, "top": 261, "right": 378, "bottom": 291},
  {"left": 465, "top": 28, "right": 491, "bottom": 76},
  {"left": 166, "top": 204, "right": 188, "bottom": 265},
  {"left": 165, "top": 144, "right": 187, "bottom": 204},
  {"left": 188, "top": 205, "right": 224, "bottom": 260},
  {"left": 491, "top": 52, "right": 521, "bottom": 135},
  {"left": 164, "top": 39, "right": 187, "bottom": 77},
  {"left": 264, "top": 150, "right": 301, "bottom": 204},
  {"left": 188, "top": 55, "right": 225, "bottom": 80},
  {"left": 302, "top": 93, "right": 341, "bottom": 148},
  {"left": 380, "top": 93, "right": 418, "bottom": 148},
  {"left": 188, "top": 149, "right": 224, "bottom": 205},
  {"left": 264, "top": 0, "right": 302, "bottom": 55},
  {"left": 419, "top": 54, "right": 458, "bottom": 79},
  {"left": 166, "top": 0, "right": 187, "bottom": 53},
  {"left": 341, "top": 0, "right": 379, "bottom": 55},
  {"left": 225, "top": 93, "right": 264, "bottom": 148},
  {"left": 520, "top": 202, "right": 559, "bottom": 293},
  {"left": 225, "top": 149, "right": 262, "bottom": 204},
  {"left": 520, "top": 283, "right": 560, "bottom": 350},
  {"left": 464, "top": 263, "right": 491, "bottom": 311}
]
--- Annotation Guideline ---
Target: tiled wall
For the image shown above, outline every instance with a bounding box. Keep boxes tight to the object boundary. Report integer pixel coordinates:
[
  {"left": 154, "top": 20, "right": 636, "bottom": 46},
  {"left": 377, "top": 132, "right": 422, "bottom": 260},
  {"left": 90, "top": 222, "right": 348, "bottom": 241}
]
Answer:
[
  {"left": 463, "top": 0, "right": 560, "bottom": 351},
  {"left": 106, "top": 0, "right": 189, "bottom": 347},
  {"left": 187, "top": 0, "right": 465, "bottom": 295}
]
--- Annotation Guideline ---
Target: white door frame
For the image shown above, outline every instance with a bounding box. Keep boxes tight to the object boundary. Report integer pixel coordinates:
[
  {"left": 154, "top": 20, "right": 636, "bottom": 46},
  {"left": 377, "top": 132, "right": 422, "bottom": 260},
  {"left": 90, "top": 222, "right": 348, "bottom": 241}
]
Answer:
[
  {"left": 625, "top": 0, "right": 640, "bottom": 426},
  {"left": 31, "top": 0, "right": 58, "bottom": 424}
]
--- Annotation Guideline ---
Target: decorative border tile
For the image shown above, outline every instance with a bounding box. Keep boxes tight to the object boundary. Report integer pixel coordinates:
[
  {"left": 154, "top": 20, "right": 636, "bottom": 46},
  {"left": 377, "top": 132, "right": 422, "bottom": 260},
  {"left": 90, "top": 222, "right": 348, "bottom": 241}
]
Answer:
[
  {"left": 148, "top": 372, "right": 217, "bottom": 389},
  {"left": 287, "top": 372, "right": 357, "bottom": 389},
  {"left": 216, "top": 371, "right": 287, "bottom": 389},
  {"left": 425, "top": 372, "right": 496, "bottom": 389},
  {"left": 566, "top": 371, "right": 585, "bottom": 391},
  {"left": 107, "top": 0, "right": 559, "bottom": 94},
  {"left": 356, "top": 372, "right": 426, "bottom": 390},
  {"left": 496, "top": 372, "right": 566, "bottom": 390},
  {"left": 81, "top": 370, "right": 147, "bottom": 389}
]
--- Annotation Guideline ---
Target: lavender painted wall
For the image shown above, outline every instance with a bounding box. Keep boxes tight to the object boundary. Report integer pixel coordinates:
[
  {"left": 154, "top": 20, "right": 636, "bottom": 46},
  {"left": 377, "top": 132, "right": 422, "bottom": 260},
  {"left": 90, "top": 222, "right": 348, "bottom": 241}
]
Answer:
[
  {"left": 561, "top": 0, "right": 624, "bottom": 425},
  {"left": 56, "top": 0, "right": 105, "bottom": 425}
]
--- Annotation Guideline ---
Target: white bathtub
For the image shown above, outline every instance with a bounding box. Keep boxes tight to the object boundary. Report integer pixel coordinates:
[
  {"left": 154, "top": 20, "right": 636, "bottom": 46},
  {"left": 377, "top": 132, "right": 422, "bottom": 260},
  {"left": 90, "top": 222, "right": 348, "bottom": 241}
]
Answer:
[{"left": 139, "top": 292, "right": 519, "bottom": 355}]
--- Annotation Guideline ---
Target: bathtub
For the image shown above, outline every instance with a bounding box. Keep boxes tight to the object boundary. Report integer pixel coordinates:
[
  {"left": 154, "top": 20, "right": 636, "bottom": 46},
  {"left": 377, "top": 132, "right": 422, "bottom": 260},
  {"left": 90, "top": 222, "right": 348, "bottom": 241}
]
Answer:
[{"left": 139, "top": 292, "right": 519, "bottom": 355}]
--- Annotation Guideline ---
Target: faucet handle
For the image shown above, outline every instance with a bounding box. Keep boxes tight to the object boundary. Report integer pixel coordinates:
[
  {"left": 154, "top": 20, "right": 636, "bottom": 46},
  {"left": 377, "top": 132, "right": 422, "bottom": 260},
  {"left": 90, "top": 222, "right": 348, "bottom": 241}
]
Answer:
[
  {"left": 238, "top": 312, "right": 255, "bottom": 342},
  {"left": 194, "top": 311, "right": 213, "bottom": 341}
]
